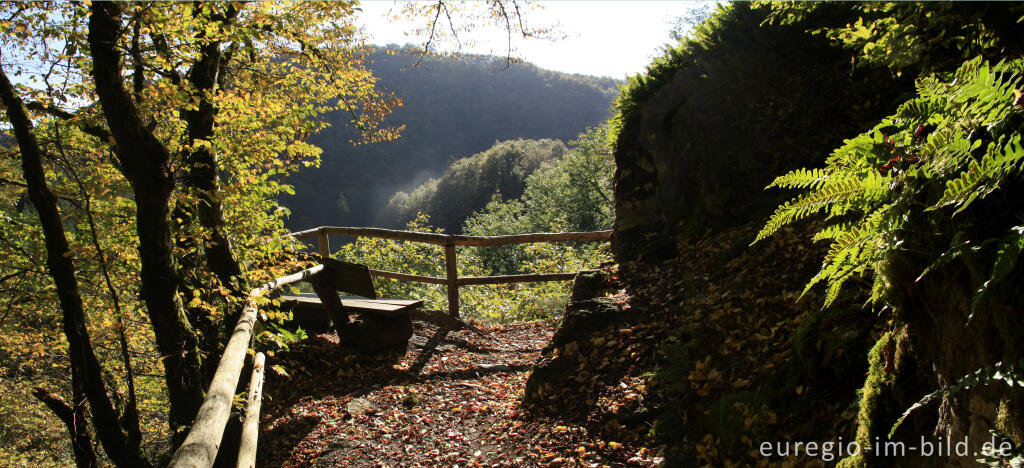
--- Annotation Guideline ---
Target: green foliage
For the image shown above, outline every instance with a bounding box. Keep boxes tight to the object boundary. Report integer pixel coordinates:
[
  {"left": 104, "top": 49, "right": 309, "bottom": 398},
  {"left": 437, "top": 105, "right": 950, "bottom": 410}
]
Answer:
[
  {"left": 0, "top": 377, "right": 72, "bottom": 467},
  {"left": 763, "top": 2, "right": 1024, "bottom": 75},
  {"left": 757, "top": 57, "right": 1024, "bottom": 308},
  {"left": 386, "top": 138, "right": 568, "bottom": 233},
  {"left": 1, "top": 1, "right": 398, "bottom": 462},
  {"left": 463, "top": 126, "right": 614, "bottom": 274},
  {"left": 335, "top": 126, "right": 614, "bottom": 323}
]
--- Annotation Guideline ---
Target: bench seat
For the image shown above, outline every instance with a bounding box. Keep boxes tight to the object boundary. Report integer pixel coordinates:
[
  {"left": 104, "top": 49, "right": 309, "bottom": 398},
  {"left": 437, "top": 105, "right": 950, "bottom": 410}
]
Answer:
[
  {"left": 280, "top": 293, "right": 423, "bottom": 332},
  {"left": 281, "top": 293, "right": 422, "bottom": 315}
]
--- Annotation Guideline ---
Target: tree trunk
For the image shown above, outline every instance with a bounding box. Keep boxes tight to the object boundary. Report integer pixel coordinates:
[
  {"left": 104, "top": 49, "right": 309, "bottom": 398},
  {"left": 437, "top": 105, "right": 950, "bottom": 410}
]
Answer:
[
  {"left": 171, "top": 3, "right": 247, "bottom": 384},
  {"left": 89, "top": 2, "right": 205, "bottom": 445},
  {"left": 0, "top": 64, "right": 150, "bottom": 467},
  {"left": 177, "top": 3, "right": 248, "bottom": 340}
]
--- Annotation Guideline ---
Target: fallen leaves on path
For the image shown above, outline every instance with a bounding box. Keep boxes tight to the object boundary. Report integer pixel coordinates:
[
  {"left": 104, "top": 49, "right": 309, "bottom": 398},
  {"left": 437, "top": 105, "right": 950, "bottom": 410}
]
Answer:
[{"left": 257, "top": 320, "right": 662, "bottom": 467}]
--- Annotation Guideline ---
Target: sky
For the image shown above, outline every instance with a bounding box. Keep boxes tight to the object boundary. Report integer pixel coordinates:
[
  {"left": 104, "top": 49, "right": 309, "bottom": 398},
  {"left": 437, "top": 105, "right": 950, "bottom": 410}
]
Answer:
[{"left": 355, "top": 1, "right": 710, "bottom": 79}]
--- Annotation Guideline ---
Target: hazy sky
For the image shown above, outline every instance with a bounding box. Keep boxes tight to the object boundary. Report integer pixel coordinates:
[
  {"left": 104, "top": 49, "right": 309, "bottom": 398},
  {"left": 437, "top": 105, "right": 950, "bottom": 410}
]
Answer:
[{"left": 356, "top": 1, "right": 709, "bottom": 79}]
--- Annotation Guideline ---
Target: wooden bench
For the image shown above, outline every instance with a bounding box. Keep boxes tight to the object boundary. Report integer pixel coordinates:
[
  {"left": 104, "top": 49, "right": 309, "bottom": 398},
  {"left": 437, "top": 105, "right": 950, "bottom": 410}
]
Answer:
[{"left": 279, "top": 258, "right": 423, "bottom": 354}]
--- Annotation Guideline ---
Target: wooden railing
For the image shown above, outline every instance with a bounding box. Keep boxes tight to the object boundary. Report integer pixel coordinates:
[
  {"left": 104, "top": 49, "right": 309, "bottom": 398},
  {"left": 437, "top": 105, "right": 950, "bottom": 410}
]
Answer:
[
  {"left": 289, "top": 226, "right": 612, "bottom": 317},
  {"left": 168, "top": 265, "right": 324, "bottom": 468},
  {"left": 168, "top": 227, "right": 611, "bottom": 467}
]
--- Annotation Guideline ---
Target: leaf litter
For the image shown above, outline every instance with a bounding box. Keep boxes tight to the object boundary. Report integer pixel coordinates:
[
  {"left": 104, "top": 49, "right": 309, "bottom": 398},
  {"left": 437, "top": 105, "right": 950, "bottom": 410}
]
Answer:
[{"left": 258, "top": 318, "right": 663, "bottom": 467}]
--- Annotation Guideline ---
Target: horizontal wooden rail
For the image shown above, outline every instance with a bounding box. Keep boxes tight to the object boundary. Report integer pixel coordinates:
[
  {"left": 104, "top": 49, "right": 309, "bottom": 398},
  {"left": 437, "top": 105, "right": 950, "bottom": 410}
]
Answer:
[
  {"left": 370, "top": 268, "right": 447, "bottom": 285},
  {"left": 289, "top": 226, "right": 611, "bottom": 246},
  {"left": 169, "top": 265, "right": 324, "bottom": 468},
  {"left": 456, "top": 272, "right": 578, "bottom": 286}
]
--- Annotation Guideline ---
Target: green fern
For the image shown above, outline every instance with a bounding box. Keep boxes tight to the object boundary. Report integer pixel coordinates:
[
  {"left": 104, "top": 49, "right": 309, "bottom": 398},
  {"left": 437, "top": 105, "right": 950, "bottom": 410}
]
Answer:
[
  {"left": 805, "top": 205, "right": 895, "bottom": 306},
  {"left": 889, "top": 359, "right": 1024, "bottom": 438},
  {"left": 765, "top": 167, "right": 831, "bottom": 190},
  {"left": 970, "top": 225, "right": 1024, "bottom": 319},
  {"left": 753, "top": 172, "right": 889, "bottom": 244},
  {"left": 935, "top": 134, "right": 1024, "bottom": 212},
  {"left": 757, "top": 56, "right": 1024, "bottom": 310}
]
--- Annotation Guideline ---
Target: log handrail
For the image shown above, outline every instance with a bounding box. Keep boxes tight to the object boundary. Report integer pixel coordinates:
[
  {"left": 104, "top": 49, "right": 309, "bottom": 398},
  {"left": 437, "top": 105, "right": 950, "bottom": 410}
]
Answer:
[
  {"left": 168, "top": 265, "right": 324, "bottom": 468},
  {"left": 288, "top": 226, "right": 612, "bottom": 318},
  {"left": 289, "top": 226, "right": 612, "bottom": 246}
]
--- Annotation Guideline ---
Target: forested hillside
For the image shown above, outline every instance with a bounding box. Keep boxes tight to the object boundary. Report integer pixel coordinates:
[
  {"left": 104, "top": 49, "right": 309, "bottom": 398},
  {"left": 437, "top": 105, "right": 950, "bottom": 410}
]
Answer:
[
  {"left": 281, "top": 46, "right": 619, "bottom": 230},
  {"left": 384, "top": 138, "right": 566, "bottom": 233}
]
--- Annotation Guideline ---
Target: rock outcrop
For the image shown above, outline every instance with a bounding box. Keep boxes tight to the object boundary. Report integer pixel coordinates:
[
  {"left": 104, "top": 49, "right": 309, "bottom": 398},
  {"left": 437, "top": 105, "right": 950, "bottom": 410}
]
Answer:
[{"left": 523, "top": 269, "right": 637, "bottom": 411}]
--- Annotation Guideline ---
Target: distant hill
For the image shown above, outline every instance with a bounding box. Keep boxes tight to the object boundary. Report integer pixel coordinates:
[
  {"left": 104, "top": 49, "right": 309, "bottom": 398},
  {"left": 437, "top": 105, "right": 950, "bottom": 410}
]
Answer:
[
  {"left": 280, "top": 46, "right": 620, "bottom": 231},
  {"left": 386, "top": 138, "right": 568, "bottom": 233}
]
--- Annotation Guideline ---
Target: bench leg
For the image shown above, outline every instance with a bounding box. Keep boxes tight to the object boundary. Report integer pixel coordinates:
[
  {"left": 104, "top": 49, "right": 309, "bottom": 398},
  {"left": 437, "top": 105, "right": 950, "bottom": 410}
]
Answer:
[
  {"left": 309, "top": 276, "right": 348, "bottom": 338},
  {"left": 341, "top": 312, "right": 413, "bottom": 354}
]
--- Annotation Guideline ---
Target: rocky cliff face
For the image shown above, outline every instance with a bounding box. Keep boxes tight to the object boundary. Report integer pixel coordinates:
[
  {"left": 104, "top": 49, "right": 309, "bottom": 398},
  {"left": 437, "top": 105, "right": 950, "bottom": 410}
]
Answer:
[{"left": 610, "top": 3, "right": 907, "bottom": 264}]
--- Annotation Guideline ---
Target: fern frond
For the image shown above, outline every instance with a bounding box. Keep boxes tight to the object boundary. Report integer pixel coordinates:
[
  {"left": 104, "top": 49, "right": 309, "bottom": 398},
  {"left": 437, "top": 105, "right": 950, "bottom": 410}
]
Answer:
[
  {"left": 924, "top": 128, "right": 978, "bottom": 175},
  {"left": 896, "top": 97, "right": 944, "bottom": 123},
  {"left": 916, "top": 230, "right": 974, "bottom": 283},
  {"left": 803, "top": 204, "right": 895, "bottom": 306},
  {"left": 890, "top": 359, "right": 1024, "bottom": 438},
  {"left": 935, "top": 134, "right": 1024, "bottom": 212},
  {"left": 969, "top": 225, "right": 1024, "bottom": 320},
  {"left": 811, "top": 222, "right": 851, "bottom": 243},
  {"left": 754, "top": 174, "right": 883, "bottom": 244},
  {"left": 765, "top": 167, "right": 830, "bottom": 190},
  {"left": 952, "top": 56, "right": 985, "bottom": 85},
  {"left": 914, "top": 75, "right": 944, "bottom": 97}
]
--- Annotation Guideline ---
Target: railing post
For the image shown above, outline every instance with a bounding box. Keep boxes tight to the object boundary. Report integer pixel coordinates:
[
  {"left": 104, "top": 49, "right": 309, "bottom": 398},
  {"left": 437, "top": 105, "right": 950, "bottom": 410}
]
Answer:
[
  {"left": 237, "top": 352, "right": 265, "bottom": 468},
  {"left": 444, "top": 240, "right": 459, "bottom": 318},
  {"left": 317, "top": 228, "right": 330, "bottom": 258}
]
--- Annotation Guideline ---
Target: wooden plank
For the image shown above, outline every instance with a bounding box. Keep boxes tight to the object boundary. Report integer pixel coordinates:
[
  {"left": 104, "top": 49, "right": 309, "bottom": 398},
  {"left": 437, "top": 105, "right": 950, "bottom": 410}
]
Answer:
[
  {"left": 236, "top": 353, "right": 265, "bottom": 468},
  {"left": 280, "top": 294, "right": 423, "bottom": 318},
  {"left": 445, "top": 243, "right": 459, "bottom": 318},
  {"left": 369, "top": 268, "right": 447, "bottom": 285},
  {"left": 346, "top": 297, "right": 422, "bottom": 307},
  {"left": 169, "top": 265, "right": 321, "bottom": 468},
  {"left": 290, "top": 226, "right": 612, "bottom": 247},
  {"left": 457, "top": 272, "right": 578, "bottom": 286},
  {"left": 450, "top": 230, "right": 612, "bottom": 246},
  {"left": 342, "top": 302, "right": 411, "bottom": 318},
  {"left": 281, "top": 294, "right": 421, "bottom": 308},
  {"left": 287, "top": 227, "right": 321, "bottom": 240}
]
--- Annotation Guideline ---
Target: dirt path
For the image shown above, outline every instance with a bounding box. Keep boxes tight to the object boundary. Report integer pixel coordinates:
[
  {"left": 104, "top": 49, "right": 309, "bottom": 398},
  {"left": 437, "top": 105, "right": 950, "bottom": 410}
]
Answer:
[{"left": 258, "top": 320, "right": 628, "bottom": 467}]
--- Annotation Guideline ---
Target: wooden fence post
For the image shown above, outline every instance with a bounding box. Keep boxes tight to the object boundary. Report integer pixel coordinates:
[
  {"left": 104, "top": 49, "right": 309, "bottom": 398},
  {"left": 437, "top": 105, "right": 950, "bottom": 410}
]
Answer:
[
  {"left": 236, "top": 352, "right": 265, "bottom": 468},
  {"left": 317, "top": 228, "right": 330, "bottom": 258},
  {"left": 445, "top": 241, "right": 459, "bottom": 318}
]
